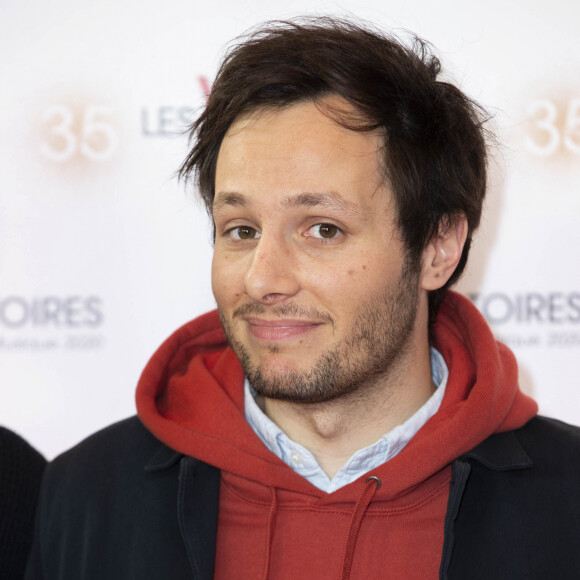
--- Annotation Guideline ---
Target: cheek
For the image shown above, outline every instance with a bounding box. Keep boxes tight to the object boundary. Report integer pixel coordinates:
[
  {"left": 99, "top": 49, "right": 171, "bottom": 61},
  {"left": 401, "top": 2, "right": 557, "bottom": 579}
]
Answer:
[
  {"left": 312, "top": 256, "right": 396, "bottom": 306},
  {"left": 212, "top": 251, "right": 250, "bottom": 311},
  {"left": 303, "top": 261, "right": 372, "bottom": 305},
  {"left": 211, "top": 254, "right": 235, "bottom": 307}
]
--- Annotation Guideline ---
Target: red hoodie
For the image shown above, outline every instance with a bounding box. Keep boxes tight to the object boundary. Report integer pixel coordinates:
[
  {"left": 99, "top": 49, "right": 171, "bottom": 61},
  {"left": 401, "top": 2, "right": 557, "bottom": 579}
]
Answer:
[{"left": 137, "top": 291, "right": 537, "bottom": 579}]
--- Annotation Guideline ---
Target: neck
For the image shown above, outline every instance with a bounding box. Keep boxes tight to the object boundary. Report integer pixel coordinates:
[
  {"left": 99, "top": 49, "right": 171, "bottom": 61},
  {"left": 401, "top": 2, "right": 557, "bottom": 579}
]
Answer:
[{"left": 262, "top": 336, "right": 435, "bottom": 479}]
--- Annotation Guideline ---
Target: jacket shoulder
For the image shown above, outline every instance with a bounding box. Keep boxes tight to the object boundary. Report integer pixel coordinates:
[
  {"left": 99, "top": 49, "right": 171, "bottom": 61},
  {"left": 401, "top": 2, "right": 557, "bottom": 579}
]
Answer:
[
  {"left": 58, "top": 414, "right": 154, "bottom": 458},
  {"left": 445, "top": 416, "right": 580, "bottom": 579},
  {"left": 26, "top": 417, "right": 196, "bottom": 579},
  {"left": 40, "top": 416, "right": 161, "bottom": 497},
  {"left": 515, "top": 414, "right": 580, "bottom": 464}
]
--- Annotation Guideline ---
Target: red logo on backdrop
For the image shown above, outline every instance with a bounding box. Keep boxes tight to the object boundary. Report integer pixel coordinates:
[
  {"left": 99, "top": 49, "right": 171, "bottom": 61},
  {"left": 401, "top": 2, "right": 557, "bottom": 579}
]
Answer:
[{"left": 198, "top": 75, "right": 212, "bottom": 101}]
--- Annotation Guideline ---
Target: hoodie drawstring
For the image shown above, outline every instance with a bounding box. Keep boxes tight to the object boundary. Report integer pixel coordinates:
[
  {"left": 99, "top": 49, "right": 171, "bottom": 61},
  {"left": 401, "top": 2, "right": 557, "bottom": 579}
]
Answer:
[
  {"left": 262, "top": 486, "right": 278, "bottom": 580},
  {"left": 340, "top": 476, "right": 382, "bottom": 580}
]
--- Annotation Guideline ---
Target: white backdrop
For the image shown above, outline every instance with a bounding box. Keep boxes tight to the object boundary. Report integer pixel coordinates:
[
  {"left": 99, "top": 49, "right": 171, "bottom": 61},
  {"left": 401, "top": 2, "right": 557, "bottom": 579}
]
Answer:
[{"left": 1, "top": 0, "right": 579, "bottom": 459}]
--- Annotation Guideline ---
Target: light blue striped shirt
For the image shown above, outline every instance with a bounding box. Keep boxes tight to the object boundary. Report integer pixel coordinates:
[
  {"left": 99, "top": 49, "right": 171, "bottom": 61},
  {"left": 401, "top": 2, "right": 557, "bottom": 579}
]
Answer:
[{"left": 245, "top": 348, "right": 448, "bottom": 492}]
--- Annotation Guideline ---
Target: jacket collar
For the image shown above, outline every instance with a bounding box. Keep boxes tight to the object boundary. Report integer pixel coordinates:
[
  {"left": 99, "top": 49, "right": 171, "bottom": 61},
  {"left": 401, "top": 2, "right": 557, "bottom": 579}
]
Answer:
[
  {"left": 144, "top": 444, "right": 183, "bottom": 472},
  {"left": 461, "top": 430, "right": 533, "bottom": 471}
]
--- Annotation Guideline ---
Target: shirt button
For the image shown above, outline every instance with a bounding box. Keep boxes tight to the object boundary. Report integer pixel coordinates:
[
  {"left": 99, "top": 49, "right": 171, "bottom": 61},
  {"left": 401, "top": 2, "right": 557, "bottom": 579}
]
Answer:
[{"left": 290, "top": 451, "right": 302, "bottom": 465}]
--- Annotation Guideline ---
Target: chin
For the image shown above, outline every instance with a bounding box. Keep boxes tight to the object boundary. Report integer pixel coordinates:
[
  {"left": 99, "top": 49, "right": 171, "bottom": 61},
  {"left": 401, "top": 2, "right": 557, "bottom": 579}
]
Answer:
[{"left": 255, "top": 353, "right": 309, "bottom": 376}]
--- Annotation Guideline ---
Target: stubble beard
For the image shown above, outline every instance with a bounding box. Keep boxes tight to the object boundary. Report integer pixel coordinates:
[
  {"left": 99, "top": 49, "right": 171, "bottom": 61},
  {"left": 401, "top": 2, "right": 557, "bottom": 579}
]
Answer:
[{"left": 218, "top": 259, "right": 421, "bottom": 405}]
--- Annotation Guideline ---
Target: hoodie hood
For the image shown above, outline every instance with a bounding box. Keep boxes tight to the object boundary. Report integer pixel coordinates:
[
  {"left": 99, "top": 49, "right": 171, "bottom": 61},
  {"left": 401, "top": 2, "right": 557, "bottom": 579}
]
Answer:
[{"left": 136, "top": 291, "right": 537, "bottom": 500}]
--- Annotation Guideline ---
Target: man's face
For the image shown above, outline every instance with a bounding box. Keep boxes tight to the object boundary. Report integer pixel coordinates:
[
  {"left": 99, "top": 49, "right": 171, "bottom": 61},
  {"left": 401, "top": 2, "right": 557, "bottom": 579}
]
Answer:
[{"left": 211, "top": 98, "right": 422, "bottom": 404}]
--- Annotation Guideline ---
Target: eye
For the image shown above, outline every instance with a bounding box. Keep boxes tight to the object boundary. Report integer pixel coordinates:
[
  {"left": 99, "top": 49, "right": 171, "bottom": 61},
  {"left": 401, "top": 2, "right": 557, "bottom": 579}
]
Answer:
[
  {"left": 229, "top": 226, "right": 261, "bottom": 240},
  {"left": 308, "top": 223, "right": 341, "bottom": 239}
]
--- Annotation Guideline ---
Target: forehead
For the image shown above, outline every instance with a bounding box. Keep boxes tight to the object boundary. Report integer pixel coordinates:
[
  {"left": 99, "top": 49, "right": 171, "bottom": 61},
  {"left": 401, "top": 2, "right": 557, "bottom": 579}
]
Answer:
[{"left": 214, "top": 98, "right": 388, "bottom": 212}]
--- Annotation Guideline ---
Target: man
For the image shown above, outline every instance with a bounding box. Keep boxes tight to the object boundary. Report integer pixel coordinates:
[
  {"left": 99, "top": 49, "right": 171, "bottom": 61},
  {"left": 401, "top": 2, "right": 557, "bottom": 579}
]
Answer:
[{"left": 26, "top": 17, "right": 580, "bottom": 579}]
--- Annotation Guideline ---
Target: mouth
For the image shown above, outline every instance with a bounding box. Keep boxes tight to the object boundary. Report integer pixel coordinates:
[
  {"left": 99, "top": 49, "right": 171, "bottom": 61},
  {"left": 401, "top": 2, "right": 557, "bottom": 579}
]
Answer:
[{"left": 244, "top": 317, "right": 324, "bottom": 341}]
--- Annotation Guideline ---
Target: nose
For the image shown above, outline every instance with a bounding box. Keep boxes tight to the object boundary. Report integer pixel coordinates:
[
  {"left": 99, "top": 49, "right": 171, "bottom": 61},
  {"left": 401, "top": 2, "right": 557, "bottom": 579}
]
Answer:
[{"left": 244, "top": 233, "right": 300, "bottom": 304}]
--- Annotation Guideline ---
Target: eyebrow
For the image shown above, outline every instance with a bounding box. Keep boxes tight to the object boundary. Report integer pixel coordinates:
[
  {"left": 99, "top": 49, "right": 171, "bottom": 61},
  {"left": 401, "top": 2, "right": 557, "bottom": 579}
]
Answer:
[
  {"left": 212, "top": 192, "right": 247, "bottom": 210},
  {"left": 213, "top": 190, "right": 361, "bottom": 216}
]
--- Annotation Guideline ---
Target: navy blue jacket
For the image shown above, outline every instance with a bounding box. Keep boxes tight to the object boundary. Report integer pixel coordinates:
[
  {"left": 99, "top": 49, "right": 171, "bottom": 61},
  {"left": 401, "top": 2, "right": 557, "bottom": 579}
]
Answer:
[{"left": 25, "top": 415, "right": 580, "bottom": 579}]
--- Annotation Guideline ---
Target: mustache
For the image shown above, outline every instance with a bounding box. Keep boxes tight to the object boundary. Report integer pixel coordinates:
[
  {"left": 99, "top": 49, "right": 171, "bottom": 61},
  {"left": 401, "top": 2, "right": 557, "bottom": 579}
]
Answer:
[{"left": 232, "top": 302, "right": 334, "bottom": 325}]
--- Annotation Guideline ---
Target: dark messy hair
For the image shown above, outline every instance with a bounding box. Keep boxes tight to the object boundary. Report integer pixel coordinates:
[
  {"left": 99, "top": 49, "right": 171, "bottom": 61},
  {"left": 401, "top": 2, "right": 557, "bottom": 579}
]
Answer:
[{"left": 179, "top": 17, "right": 490, "bottom": 322}]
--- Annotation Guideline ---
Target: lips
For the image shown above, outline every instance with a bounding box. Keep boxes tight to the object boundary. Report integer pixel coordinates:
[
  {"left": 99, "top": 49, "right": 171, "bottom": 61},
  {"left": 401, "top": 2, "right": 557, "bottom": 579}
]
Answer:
[{"left": 245, "top": 317, "right": 323, "bottom": 341}]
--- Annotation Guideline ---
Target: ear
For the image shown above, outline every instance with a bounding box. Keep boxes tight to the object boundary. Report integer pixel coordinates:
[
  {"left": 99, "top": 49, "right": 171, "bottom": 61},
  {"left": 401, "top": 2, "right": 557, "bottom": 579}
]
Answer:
[{"left": 420, "top": 214, "right": 468, "bottom": 291}]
